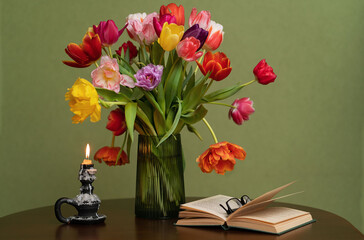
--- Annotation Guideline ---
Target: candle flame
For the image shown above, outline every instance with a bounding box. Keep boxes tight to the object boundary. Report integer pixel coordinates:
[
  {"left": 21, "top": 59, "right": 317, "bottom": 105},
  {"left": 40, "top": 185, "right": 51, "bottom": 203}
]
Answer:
[{"left": 86, "top": 144, "right": 90, "bottom": 159}]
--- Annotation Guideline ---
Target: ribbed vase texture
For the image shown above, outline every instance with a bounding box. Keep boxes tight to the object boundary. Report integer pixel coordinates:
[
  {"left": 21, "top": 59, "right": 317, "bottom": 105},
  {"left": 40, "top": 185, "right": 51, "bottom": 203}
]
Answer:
[{"left": 135, "top": 134, "right": 185, "bottom": 219}]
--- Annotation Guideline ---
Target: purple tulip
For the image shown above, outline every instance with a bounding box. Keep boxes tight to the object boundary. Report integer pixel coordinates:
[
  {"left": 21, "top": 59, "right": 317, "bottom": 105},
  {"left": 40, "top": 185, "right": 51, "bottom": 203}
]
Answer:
[
  {"left": 153, "top": 14, "right": 177, "bottom": 37},
  {"left": 181, "top": 24, "right": 208, "bottom": 51},
  {"left": 134, "top": 64, "right": 164, "bottom": 91},
  {"left": 93, "top": 20, "right": 127, "bottom": 47}
]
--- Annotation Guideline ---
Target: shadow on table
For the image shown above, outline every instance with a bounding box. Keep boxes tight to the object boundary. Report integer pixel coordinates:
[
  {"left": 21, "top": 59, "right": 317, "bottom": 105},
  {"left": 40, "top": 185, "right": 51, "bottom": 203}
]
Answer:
[{"left": 55, "top": 223, "right": 106, "bottom": 240}]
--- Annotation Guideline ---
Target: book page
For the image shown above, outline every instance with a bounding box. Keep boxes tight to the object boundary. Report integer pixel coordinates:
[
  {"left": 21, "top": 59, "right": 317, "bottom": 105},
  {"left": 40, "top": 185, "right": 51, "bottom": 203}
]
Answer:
[
  {"left": 180, "top": 195, "right": 231, "bottom": 221},
  {"left": 228, "top": 181, "right": 295, "bottom": 220},
  {"left": 233, "top": 207, "right": 309, "bottom": 224}
]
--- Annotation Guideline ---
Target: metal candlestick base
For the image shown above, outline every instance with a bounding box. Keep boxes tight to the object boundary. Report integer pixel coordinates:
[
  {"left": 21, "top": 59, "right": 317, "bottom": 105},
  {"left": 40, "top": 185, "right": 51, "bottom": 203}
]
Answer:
[{"left": 54, "top": 164, "right": 106, "bottom": 224}]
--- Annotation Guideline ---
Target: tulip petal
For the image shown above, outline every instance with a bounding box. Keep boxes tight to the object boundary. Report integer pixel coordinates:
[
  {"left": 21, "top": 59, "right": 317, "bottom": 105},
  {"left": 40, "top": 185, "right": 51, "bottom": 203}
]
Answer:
[
  {"left": 215, "top": 67, "right": 232, "bottom": 81},
  {"left": 204, "top": 61, "right": 222, "bottom": 79},
  {"left": 65, "top": 43, "right": 89, "bottom": 63},
  {"left": 62, "top": 60, "right": 92, "bottom": 68}
]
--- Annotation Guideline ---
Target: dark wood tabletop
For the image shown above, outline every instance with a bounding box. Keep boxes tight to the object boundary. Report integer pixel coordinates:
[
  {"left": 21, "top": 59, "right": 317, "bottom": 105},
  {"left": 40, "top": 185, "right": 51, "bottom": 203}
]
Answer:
[{"left": 0, "top": 198, "right": 363, "bottom": 240}]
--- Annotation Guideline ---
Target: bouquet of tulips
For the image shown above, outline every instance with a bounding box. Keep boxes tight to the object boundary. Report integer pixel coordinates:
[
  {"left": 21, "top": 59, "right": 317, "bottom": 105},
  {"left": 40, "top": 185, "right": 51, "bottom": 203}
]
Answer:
[{"left": 64, "top": 3, "right": 277, "bottom": 175}]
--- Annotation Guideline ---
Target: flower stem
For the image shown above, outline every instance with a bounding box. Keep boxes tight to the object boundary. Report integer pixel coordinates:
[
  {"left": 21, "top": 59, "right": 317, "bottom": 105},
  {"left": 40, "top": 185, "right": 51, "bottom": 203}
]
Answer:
[
  {"left": 202, "top": 118, "right": 218, "bottom": 144},
  {"left": 194, "top": 49, "right": 206, "bottom": 73},
  {"left": 108, "top": 46, "right": 113, "bottom": 58},
  {"left": 94, "top": 62, "right": 99, "bottom": 68},
  {"left": 240, "top": 79, "right": 256, "bottom": 88},
  {"left": 111, "top": 134, "right": 115, "bottom": 148},
  {"left": 205, "top": 102, "right": 236, "bottom": 108}
]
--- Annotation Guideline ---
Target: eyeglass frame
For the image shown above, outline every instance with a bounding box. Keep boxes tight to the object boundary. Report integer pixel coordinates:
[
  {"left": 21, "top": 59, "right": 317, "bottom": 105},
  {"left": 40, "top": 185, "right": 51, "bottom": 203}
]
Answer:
[{"left": 219, "top": 195, "right": 251, "bottom": 215}]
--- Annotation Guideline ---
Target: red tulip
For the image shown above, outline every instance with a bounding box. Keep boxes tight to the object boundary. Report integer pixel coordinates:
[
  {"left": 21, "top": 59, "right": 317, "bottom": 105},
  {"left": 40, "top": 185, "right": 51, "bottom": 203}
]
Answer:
[
  {"left": 196, "top": 141, "right": 246, "bottom": 175},
  {"left": 63, "top": 32, "right": 102, "bottom": 68},
  {"left": 106, "top": 108, "right": 127, "bottom": 136},
  {"left": 94, "top": 146, "right": 129, "bottom": 166},
  {"left": 196, "top": 51, "right": 232, "bottom": 81},
  {"left": 93, "top": 20, "right": 127, "bottom": 47},
  {"left": 229, "top": 98, "right": 255, "bottom": 125},
  {"left": 253, "top": 59, "right": 277, "bottom": 85},
  {"left": 116, "top": 41, "right": 138, "bottom": 62},
  {"left": 160, "top": 3, "right": 185, "bottom": 26}
]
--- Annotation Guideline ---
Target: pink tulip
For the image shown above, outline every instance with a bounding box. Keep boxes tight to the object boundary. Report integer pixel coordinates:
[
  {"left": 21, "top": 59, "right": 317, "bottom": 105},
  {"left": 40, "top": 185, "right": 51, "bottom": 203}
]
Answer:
[
  {"left": 189, "top": 8, "right": 211, "bottom": 30},
  {"left": 93, "top": 20, "right": 126, "bottom": 47},
  {"left": 91, "top": 56, "right": 122, "bottom": 93},
  {"left": 203, "top": 20, "right": 224, "bottom": 51},
  {"left": 153, "top": 14, "right": 177, "bottom": 37},
  {"left": 176, "top": 37, "right": 203, "bottom": 62},
  {"left": 229, "top": 98, "right": 255, "bottom": 125},
  {"left": 126, "top": 12, "right": 158, "bottom": 45}
]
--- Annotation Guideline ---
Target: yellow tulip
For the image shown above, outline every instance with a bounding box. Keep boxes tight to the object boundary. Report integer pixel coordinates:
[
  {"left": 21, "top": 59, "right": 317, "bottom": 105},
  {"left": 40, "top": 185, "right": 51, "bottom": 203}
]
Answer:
[
  {"left": 65, "top": 78, "right": 101, "bottom": 123},
  {"left": 158, "top": 22, "right": 184, "bottom": 51}
]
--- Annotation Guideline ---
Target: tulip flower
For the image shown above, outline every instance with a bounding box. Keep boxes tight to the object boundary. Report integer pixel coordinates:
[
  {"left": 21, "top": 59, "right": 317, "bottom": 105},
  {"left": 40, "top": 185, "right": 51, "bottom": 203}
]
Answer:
[
  {"left": 188, "top": 8, "right": 211, "bottom": 30},
  {"left": 253, "top": 59, "right": 277, "bottom": 85},
  {"left": 176, "top": 37, "right": 203, "bottom": 62},
  {"left": 196, "top": 141, "right": 246, "bottom": 175},
  {"left": 158, "top": 22, "right": 184, "bottom": 51},
  {"left": 182, "top": 24, "right": 208, "bottom": 51},
  {"left": 116, "top": 41, "right": 138, "bottom": 63},
  {"left": 106, "top": 108, "right": 127, "bottom": 136},
  {"left": 91, "top": 56, "right": 122, "bottom": 93},
  {"left": 196, "top": 51, "right": 232, "bottom": 81},
  {"left": 126, "top": 12, "right": 158, "bottom": 45},
  {"left": 65, "top": 78, "right": 101, "bottom": 123},
  {"left": 229, "top": 98, "right": 255, "bottom": 125},
  {"left": 63, "top": 32, "right": 102, "bottom": 68},
  {"left": 120, "top": 74, "right": 136, "bottom": 88},
  {"left": 93, "top": 20, "right": 127, "bottom": 47},
  {"left": 160, "top": 3, "right": 185, "bottom": 26},
  {"left": 94, "top": 146, "right": 129, "bottom": 166},
  {"left": 204, "top": 20, "right": 224, "bottom": 51},
  {"left": 134, "top": 64, "right": 163, "bottom": 91},
  {"left": 153, "top": 14, "right": 177, "bottom": 37}
]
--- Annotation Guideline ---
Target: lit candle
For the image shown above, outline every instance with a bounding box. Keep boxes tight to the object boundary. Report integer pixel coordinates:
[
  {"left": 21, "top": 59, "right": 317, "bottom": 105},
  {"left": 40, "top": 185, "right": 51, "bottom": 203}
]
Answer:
[{"left": 82, "top": 144, "right": 93, "bottom": 165}]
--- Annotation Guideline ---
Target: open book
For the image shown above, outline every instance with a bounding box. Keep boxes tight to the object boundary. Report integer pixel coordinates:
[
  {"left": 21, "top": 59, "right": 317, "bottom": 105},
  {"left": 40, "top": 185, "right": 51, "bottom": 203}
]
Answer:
[{"left": 175, "top": 182, "right": 315, "bottom": 235}]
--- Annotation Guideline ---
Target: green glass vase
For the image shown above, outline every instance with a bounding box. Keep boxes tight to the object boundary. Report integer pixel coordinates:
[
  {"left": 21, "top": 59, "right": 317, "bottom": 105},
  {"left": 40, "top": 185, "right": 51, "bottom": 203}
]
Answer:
[{"left": 135, "top": 134, "right": 185, "bottom": 219}]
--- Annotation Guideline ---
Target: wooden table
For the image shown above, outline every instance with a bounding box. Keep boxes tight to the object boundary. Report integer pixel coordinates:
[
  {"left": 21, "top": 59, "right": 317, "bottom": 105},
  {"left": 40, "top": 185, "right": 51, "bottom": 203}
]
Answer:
[{"left": 0, "top": 198, "right": 362, "bottom": 240}]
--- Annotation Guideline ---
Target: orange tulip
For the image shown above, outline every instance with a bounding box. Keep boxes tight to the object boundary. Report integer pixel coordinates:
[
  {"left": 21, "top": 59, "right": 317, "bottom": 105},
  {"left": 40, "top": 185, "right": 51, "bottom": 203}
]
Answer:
[
  {"left": 63, "top": 32, "right": 102, "bottom": 68},
  {"left": 94, "top": 146, "right": 129, "bottom": 166},
  {"left": 160, "top": 3, "right": 185, "bottom": 26},
  {"left": 196, "top": 51, "right": 232, "bottom": 81},
  {"left": 203, "top": 20, "right": 224, "bottom": 51},
  {"left": 196, "top": 141, "right": 246, "bottom": 175}
]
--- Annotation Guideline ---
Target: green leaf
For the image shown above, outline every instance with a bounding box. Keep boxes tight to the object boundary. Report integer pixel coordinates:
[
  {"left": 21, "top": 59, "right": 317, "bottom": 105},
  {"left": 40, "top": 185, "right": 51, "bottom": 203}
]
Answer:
[
  {"left": 186, "top": 124, "right": 203, "bottom": 141},
  {"left": 203, "top": 84, "right": 244, "bottom": 102},
  {"left": 151, "top": 41, "right": 165, "bottom": 65},
  {"left": 119, "top": 64, "right": 135, "bottom": 79},
  {"left": 95, "top": 88, "right": 129, "bottom": 102},
  {"left": 136, "top": 99, "right": 153, "bottom": 121},
  {"left": 182, "top": 71, "right": 195, "bottom": 99},
  {"left": 181, "top": 81, "right": 206, "bottom": 114},
  {"left": 164, "top": 58, "right": 182, "bottom": 111},
  {"left": 153, "top": 109, "right": 166, "bottom": 136},
  {"left": 181, "top": 105, "right": 208, "bottom": 124},
  {"left": 182, "top": 66, "right": 194, "bottom": 89},
  {"left": 165, "top": 107, "right": 175, "bottom": 129},
  {"left": 156, "top": 83, "right": 166, "bottom": 114},
  {"left": 143, "top": 91, "right": 164, "bottom": 117},
  {"left": 125, "top": 47, "right": 130, "bottom": 65},
  {"left": 125, "top": 102, "right": 137, "bottom": 142},
  {"left": 157, "top": 99, "right": 182, "bottom": 147}
]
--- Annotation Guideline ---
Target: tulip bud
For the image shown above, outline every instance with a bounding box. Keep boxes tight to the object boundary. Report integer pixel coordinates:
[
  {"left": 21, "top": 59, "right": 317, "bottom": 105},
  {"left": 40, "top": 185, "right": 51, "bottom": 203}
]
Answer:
[{"left": 253, "top": 59, "right": 277, "bottom": 85}]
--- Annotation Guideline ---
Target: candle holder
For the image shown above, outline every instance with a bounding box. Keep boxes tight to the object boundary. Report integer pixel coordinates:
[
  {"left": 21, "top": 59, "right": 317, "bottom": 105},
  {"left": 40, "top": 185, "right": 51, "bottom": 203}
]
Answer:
[{"left": 54, "top": 163, "right": 106, "bottom": 224}]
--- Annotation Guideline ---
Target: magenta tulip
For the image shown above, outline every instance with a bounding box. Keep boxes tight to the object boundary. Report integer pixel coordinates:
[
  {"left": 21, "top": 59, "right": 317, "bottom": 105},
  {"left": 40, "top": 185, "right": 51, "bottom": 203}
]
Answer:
[
  {"left": 229, "top": 98, "right": 255, "bottom": 125},
  {"left": 153, "top": 14, "right": 177, "bottom": 37},
  {"left": 93, "top": 20, "right": 127, "bottom": 47}
]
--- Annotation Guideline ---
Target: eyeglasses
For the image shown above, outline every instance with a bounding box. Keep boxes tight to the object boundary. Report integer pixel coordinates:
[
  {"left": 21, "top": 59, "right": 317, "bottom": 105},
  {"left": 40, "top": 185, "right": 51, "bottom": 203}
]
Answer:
[{"left": 219, "top": 195, "right": 251, "bottom": 215}]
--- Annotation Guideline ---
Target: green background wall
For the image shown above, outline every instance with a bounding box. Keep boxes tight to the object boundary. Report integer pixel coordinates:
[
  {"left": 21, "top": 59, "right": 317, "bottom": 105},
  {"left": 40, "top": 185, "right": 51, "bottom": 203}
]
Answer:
[{"left": 1, "top": 0, "right": 363, "bottom": 233}]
